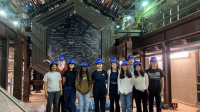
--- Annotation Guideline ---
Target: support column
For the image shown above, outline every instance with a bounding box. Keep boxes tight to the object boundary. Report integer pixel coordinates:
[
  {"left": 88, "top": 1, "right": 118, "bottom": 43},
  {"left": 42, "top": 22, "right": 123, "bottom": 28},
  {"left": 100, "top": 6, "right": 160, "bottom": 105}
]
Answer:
[
  {"left": 126, "top": 37, "right": 132, "bottom": 58},
  {"left": 13, "top": 34, "right": 23, "bottom": 100},
  {"left": 23, "top": 37, "right": 30, "bottom": 102},
  {"left": 35, "top": 72, "right": 42, "bottom": 93},
  {"left": 162, "top": 42, "right": 172, "bottom": 105},
  {"left": 0, "top": 38, "right": 8, "bottom": 89},
  {"left": 140, "top": 48, "right": 145, "bottom": 70}
]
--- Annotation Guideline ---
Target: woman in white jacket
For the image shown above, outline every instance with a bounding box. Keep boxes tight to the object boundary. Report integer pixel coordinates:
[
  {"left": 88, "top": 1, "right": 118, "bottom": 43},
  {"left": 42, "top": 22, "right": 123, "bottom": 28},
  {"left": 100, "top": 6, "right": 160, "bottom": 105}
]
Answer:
[
  {"left": 118, "top": 60, "right": 134, "bottom": 112},
  {"left": 107, "top": 58, "right": 120, "bottom": 112}
]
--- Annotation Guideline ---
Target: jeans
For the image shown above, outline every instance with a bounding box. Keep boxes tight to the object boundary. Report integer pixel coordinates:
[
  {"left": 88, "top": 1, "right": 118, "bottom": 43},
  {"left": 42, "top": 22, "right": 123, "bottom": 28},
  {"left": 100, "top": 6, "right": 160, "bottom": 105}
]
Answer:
[
  {"left": 135, "top": 89, "right": 148, "bottom": 112},
  {"left": 58, "top": 86, "right": 66, "bottom": 112},
  {"left": 149, "top": 92, "right": 161, "bottom": 112},
  {"left": 109, "top": 84, "right": 120, "bottom": 112},
  {"left": 64, "top": 86, "right": 76, "bottom": 112},
  {"left": 46, "top": 91, "right": 60, "bottom": 112},
  {"left": 78, "top": 92, "right": 90, "bottom": 112},
  {"left": 120, "top": 92, "right": 132, "bottom": 112},
  {"left": 93, "top": 88, "right": 106, "bottom": 112}
]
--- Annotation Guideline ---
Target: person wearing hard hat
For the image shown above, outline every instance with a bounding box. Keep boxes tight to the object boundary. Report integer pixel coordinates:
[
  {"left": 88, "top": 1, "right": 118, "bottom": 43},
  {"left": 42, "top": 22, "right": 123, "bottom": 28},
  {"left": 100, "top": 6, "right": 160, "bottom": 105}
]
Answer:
[
  {"left": 75, "top": 62, "right": 93, "bottom": 112},
  {"left": 146, "top": 57, "right": 165, "bottom": 112},
  {"left": 43, "top": 61, "right": 63, "bottom": 112},
  {"left": 107, "top": 58, "right": 120, "bottom": 112},
  {"left": 56, "top": 56, "right": 67, "bottom": 112},
  {"left": 118, "top": 60, "right": 134, "bottom": 112},
  {"left": 92, "top": 58, "right": 108, "bottom": 112},
  {"left": 133, "top": 61, "right": 149, "bottom": 112},
  {"left": 63, "top": 59, "right": 78, "bottom": 112},
  {"left": 127, "top": 55, "right": 136, "bottom": 108},
  {"left": 127, "top": 55, "right": 135, "bottom": 73}
]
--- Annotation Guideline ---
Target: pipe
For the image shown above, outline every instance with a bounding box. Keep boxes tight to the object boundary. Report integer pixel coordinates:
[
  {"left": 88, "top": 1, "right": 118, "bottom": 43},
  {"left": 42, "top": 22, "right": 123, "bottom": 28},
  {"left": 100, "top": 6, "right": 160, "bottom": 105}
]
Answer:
[{"left": 0, "top": 86, "right": 28, "bottom": 112}]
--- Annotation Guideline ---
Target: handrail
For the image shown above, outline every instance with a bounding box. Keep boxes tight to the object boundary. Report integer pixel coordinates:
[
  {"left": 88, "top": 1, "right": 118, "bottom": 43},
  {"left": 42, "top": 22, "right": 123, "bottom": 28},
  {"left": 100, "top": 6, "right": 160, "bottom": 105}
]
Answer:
[{"left": 0, "top": 86, "right": 28, "bottom": 112}]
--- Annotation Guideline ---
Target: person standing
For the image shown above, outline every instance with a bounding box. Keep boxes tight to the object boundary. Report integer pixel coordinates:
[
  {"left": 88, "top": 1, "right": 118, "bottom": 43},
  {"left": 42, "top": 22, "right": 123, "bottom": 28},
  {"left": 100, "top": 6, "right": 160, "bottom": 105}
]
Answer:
[
  {"left": 127, "top": 55, "right": 136, "bottom": 108},
  {"left": 118, "top": 60, "right": 134, "bottom": 112},
  {"left": 63, "top": 59, "right": 78, "bottom": 112},
  {"left": 75, "top": 62, "right": 93, "bottom": 112},
  {"left": 92, "top": 58, "right": 108, "bottom": 112},
  {"left": 107, "top": 58, "right": 120, "bottom": 112},
  {"left": 146, "top": 57, "right": 165, "bottom": 112},
  {"left": 133, "top": 61, "right": 148, "bottom": 112},
  {"left": 57, "top": 56, "right": 67, "bottom": 112},
  {"left": 43, "top": 61, "right": 63, "bottom": 112},
  {"left": 127, "top": 55, "right": 135, "bottom": 73}
]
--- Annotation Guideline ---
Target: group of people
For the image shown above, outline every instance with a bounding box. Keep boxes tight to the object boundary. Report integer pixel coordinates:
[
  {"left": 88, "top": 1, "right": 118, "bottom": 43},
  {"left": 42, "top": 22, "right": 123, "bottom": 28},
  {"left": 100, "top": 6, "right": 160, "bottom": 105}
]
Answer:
[{"left": 43, "top": 55, "right": 165, "bottom": 112}]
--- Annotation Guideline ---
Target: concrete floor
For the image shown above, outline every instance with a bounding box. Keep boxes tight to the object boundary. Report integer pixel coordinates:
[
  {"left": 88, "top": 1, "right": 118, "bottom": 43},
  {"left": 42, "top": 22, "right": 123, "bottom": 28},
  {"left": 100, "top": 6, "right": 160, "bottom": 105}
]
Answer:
[{"left": 26, "top": 90, "right": 200, "bottom": 112}]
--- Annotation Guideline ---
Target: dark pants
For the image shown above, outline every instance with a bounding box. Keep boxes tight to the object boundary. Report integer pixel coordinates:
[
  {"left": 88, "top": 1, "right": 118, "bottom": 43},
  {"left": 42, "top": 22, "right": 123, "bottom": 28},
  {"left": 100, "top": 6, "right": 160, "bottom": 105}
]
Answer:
[
  {"left": 58, "top": 86, "right": 66, "bottom": 112},
  {"left": 46, "top": 91, "right": 60, "bottom": 112},
  {"left": 93, "top": 89, "right": 106, "bottom": 112},
  {"left": 64, "top": 86, "right": 76, "bottom": 112},
  {"left": 109, "top": 84, "right": 120, "bottom": 112},
  {"left": 149, "top": 92, "right": 161, "bottom": 112},
  {"left": 135, "top": 89, "right": 148, "bottom": 112},
  {"left": 132, "top": 86, "right": 136, "bottom": 107}
]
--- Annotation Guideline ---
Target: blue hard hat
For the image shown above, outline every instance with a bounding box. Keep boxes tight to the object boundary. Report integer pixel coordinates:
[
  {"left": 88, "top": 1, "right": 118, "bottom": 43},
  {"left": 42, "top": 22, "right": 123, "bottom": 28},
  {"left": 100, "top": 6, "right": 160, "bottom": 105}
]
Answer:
[
  {"left": 121, "top": 60, "right": 129, "bottom": 66},
  {"left": 110, "top": 58, "right": 118, "bottom": 63},
  {"left": 69, "top": 59, "right": 75, "bottom": 64},
  {"left": 133, "top": 61, "right": 142, "bottom": 67},
  {"left": 150, "top": 57, "right": 158, "bottom": 62},
  {"left": 127, "top": 55, "right": 135, "bottom": 60},
  {"left": 58, "top": 56, "right": 65, "bottom": 61},
  {"left": 51, "top": 61, "right": 58, "bottom": 65},
  {"left": 81, "top": 62, "right": 88, "bottom": 67},
  {"left": 96, "top": 58, "right": 103, "bottom": 64}
]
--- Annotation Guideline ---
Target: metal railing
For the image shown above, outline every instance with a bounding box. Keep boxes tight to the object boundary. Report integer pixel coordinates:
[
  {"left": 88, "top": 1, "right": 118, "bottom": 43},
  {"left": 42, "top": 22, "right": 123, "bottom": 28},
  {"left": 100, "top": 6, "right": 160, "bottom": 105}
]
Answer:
[
  {"left": 144, "top": 0, "right": 200, "bottom": 34},
  {"left": 118, "top": 0, "right": 200, "bottom": 35},
  {"left": 117, "top": 16, "right": 145, "bottom": 31},
  {"left": 0, "top": 86, "right": 27, "bottom": 112}
]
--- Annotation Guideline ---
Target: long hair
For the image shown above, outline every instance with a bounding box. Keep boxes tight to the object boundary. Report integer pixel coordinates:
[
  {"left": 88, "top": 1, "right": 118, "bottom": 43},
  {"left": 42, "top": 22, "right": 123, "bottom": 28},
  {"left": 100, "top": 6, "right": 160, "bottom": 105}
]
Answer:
[
  {"left": 134, "top": 65, "right": 145, "bottom": 78},
  {"left": 67, "top": 64, "right": 78, "bottom": 76},
  {"left": 50, "top": 64, "right": 57, "bottom": 72},
  {"left": 149, "top": 62, "right": 159, "bottom": 69},
  {"left": 79, "top": 67, "right": 89, "bottom": 81},
  {"left": 120, "top": 66, "right": 132, "bottom": 79},
  {"left": 111, "top": 63, "right": 119, "bottom": 74}
]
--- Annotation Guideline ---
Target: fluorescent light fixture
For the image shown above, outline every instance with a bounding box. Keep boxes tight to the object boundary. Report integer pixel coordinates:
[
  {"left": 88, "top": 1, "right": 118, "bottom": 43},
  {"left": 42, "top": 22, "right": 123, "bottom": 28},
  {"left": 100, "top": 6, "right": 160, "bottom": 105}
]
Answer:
[
  {"left": 0, "top": 10, "right": 6, "bottom": 17},
  {"left": 142, "top": 1, "right": 148, "bottom": 7},
  {"left": 13, "top": 21, "right": 18, "bottom": 26},
  {"left": 127, "top": 16, "right": 131, "bottom": 20},
  {"left": 170, "top": 52, "right": 189, "bottom": 59}
]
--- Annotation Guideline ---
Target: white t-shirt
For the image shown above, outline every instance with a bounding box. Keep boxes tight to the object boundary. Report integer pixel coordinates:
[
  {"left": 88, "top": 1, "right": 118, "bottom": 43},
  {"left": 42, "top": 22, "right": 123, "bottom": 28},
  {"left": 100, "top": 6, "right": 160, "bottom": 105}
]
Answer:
[
  {"left": 43, "top": 72, "right": 61, "bottom": 92},
  {"left": 133, "top": 73, "right": 149, "bottom": 91}
]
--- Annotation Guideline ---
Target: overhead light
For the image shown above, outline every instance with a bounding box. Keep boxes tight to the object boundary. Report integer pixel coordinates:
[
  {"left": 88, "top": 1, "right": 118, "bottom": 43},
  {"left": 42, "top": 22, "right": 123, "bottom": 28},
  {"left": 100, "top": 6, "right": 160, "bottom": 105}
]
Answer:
[
  {"left": 170, "top": 52, "right": 189, "bottom": 59},
  {"left": 127, "top": 16, "right": 131, "bottom": 20},
  {"left": 13, "top": 21, "right": 18, "bottom": 26},
  {"left": 116, "top": 25, "right": 120, "bottom": 28},
  {"left": 119, "top": 61, "right": 122, "bottom": 65},
  {"left": 142, "top": 1, "right": 148, "bottom": 7},
  {"left": 0, "top": 10, "right": 6, "bottom": 17}
]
